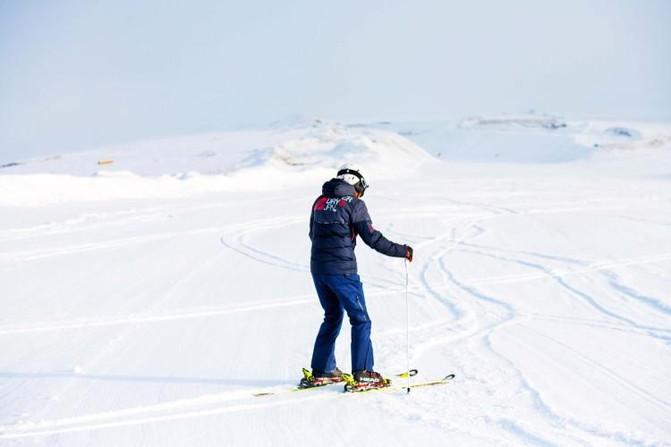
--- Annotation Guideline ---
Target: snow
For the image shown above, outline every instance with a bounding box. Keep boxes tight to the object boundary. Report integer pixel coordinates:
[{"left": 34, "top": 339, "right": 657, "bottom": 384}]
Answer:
[{"left": 1, "top": 117, "right": 671, "bottom": 446}]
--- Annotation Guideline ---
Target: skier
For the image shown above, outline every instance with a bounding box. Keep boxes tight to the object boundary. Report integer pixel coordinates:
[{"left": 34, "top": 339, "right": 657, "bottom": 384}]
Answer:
[{"left": 304, "top": 165, "right": 413, "bottom": 390}]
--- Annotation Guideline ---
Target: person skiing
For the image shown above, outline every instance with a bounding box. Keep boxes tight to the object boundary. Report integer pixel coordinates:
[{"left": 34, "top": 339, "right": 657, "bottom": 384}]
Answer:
[{"left": 303, "top": 165, "right": 413, "bottom": 390}]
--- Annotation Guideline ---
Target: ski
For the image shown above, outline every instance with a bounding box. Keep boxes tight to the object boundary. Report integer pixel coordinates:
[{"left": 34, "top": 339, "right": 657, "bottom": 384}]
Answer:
[
  {"left": 252, "top": 368, "right": 419, "bottom": 397},
  {"left": 343, "top": 373, "right": 455, "bottom": 393}
]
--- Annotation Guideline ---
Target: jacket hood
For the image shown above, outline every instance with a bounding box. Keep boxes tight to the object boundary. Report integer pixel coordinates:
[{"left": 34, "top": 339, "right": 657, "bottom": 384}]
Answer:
[{"left": 322, "top": 178, "right": 356, "bottom": 197}]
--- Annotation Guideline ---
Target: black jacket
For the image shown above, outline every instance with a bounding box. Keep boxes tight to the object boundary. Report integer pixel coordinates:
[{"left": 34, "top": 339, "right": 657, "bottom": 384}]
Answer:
[{"left": 309, "top": 178, "right": 406, "bottom": 274}]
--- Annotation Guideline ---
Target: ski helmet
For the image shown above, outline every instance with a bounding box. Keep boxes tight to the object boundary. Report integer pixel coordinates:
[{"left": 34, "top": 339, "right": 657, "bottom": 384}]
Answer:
[{"left": 336, "top": 164, "right": 369, "bottom": 197}]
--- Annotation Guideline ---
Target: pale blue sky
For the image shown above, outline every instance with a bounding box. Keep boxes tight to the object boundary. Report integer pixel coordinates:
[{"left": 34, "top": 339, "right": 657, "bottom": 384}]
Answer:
[{"left": 1, "top": 0, "right": 670, "bottom": 162}]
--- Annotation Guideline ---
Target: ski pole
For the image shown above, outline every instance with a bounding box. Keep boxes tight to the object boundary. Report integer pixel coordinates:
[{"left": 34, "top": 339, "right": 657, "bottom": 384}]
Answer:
[{"left": 404, "top": 258, "right": 410, "bottom": 393}]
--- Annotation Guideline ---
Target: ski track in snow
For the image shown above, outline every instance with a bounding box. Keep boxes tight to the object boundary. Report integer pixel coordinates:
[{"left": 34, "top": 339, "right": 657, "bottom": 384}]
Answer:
[
  {"left": 2, "top": 235, "right": 667, "bottom": 338},
  {"left": 0, "top": 388, "right": 337, "bottom": 439},
  {"left": 443, "top": 250, "right": 669, "bottom": 445}
]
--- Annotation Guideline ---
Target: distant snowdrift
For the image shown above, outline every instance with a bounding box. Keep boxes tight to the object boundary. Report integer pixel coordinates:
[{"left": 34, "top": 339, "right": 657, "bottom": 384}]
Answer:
[{"left": 0, "top": 121, "right": 431, "bottom": 206}]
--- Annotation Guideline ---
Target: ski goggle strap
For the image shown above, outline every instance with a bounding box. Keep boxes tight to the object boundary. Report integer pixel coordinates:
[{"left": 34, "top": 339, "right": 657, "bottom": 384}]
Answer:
[{"left": 337, "top": 168, "right": 369, "bottom": 196}]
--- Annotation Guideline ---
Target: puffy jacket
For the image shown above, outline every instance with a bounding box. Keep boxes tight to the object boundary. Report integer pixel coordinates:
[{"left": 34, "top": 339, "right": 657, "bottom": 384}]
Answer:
[{"left": 309, "top": 178, "right": 407, "bottom": 274}]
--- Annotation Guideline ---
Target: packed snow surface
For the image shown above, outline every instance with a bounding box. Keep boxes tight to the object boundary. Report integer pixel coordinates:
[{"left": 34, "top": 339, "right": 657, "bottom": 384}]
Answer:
[{"left": 1, "top": 117, "right": 670, "bottom": 446}]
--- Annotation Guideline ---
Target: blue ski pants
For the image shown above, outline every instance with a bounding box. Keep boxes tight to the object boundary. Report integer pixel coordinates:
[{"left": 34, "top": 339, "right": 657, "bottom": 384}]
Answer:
[{"left": 311, "top": 273, "right": 373, "bottom": 374}]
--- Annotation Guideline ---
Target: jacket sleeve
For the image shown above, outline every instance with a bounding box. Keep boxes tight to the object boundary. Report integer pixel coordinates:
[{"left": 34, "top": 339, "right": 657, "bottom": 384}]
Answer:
[
  {"left": 351, "top": 200, "right": 406, "bottom": 258},
  {"left": 309, "top": 209, "right": 314, "bottom": 241},
  {"left": 309, "top": 196, "right": 322, "bottom": 241}
]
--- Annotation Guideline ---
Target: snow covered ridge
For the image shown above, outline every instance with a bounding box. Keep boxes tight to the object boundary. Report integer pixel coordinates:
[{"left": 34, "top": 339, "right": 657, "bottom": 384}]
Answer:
[
  {"left": 459, "top": 113, "right": 568, "bottom": 130},
  {"left": 380, "top": 115, "right": 671, "bottom": 163},
  {"left": 0, "top": 122, "right": 431, "bottom": 206},
  {"left": 457, "top": 114, "right": 671, "bottom": 151},
  {"left": 0, "top": 121, "right": 430, "bottom": 178},
  {"left": 1, "top": 117, "right": 670, "bottom": 206}
]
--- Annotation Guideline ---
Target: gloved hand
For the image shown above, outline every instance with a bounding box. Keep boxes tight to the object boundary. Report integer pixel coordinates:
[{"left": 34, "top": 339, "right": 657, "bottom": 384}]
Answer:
[{"left": 405, "top": 245, "right": 414, "bottom": 262}]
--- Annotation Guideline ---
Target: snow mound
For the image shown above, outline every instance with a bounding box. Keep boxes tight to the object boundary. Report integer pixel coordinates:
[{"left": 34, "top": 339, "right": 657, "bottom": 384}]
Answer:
[
  {"left": 574, "top": 121, "right": 671, "bottom": 151},
  {"left": 243, "top": 131, "right": 430, "bottom": 173},
  {"left": 0, "top": 123, "right": 432, "bottom": 206}
]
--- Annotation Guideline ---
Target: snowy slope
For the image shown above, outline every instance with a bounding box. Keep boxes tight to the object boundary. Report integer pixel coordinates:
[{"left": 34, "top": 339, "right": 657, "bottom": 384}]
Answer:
[{"left": 1, "top": 118, "right": 671, "bottom": 446}]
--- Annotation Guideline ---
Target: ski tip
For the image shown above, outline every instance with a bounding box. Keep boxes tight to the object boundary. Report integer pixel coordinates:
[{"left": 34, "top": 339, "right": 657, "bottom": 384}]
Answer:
[{"left": 444, "top": 374, "right": 456, "bottom": 381}]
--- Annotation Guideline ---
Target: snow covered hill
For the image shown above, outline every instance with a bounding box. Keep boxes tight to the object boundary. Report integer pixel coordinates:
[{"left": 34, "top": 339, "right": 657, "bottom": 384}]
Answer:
[
  {"left": 1, "top": 119, "right": 431, "bottom": 178},
  {"left": 1, "top": 117, "right": 671, "bottom": 446},
  {"left": 0, "top": 120, "right": 430, "bottom": 206}
]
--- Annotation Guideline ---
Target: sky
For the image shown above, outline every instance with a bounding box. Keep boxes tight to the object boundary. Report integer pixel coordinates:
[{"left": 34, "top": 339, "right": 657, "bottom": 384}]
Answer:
[{"left": 1, "top": 0, "right": 670, "bottom": 163}]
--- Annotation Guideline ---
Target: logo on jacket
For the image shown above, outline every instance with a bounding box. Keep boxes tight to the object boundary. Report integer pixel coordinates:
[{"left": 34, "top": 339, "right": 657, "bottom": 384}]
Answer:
[{"left": 314, "top": 196, "right": 353, "bottom": 212}]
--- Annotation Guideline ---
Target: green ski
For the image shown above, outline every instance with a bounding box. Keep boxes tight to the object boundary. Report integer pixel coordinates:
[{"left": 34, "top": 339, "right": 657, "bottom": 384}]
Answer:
[{"left": 343, "top": 373, "right": 455, "bottom": 393}]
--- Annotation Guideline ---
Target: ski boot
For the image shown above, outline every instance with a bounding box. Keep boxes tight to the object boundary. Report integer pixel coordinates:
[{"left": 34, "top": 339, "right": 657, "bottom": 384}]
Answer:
[
  {"left": 343, "top": 370, "right": 391, "bottom": 392},
  {"left": 298, "top": 367, "right": 345, "bottom": 389}
]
